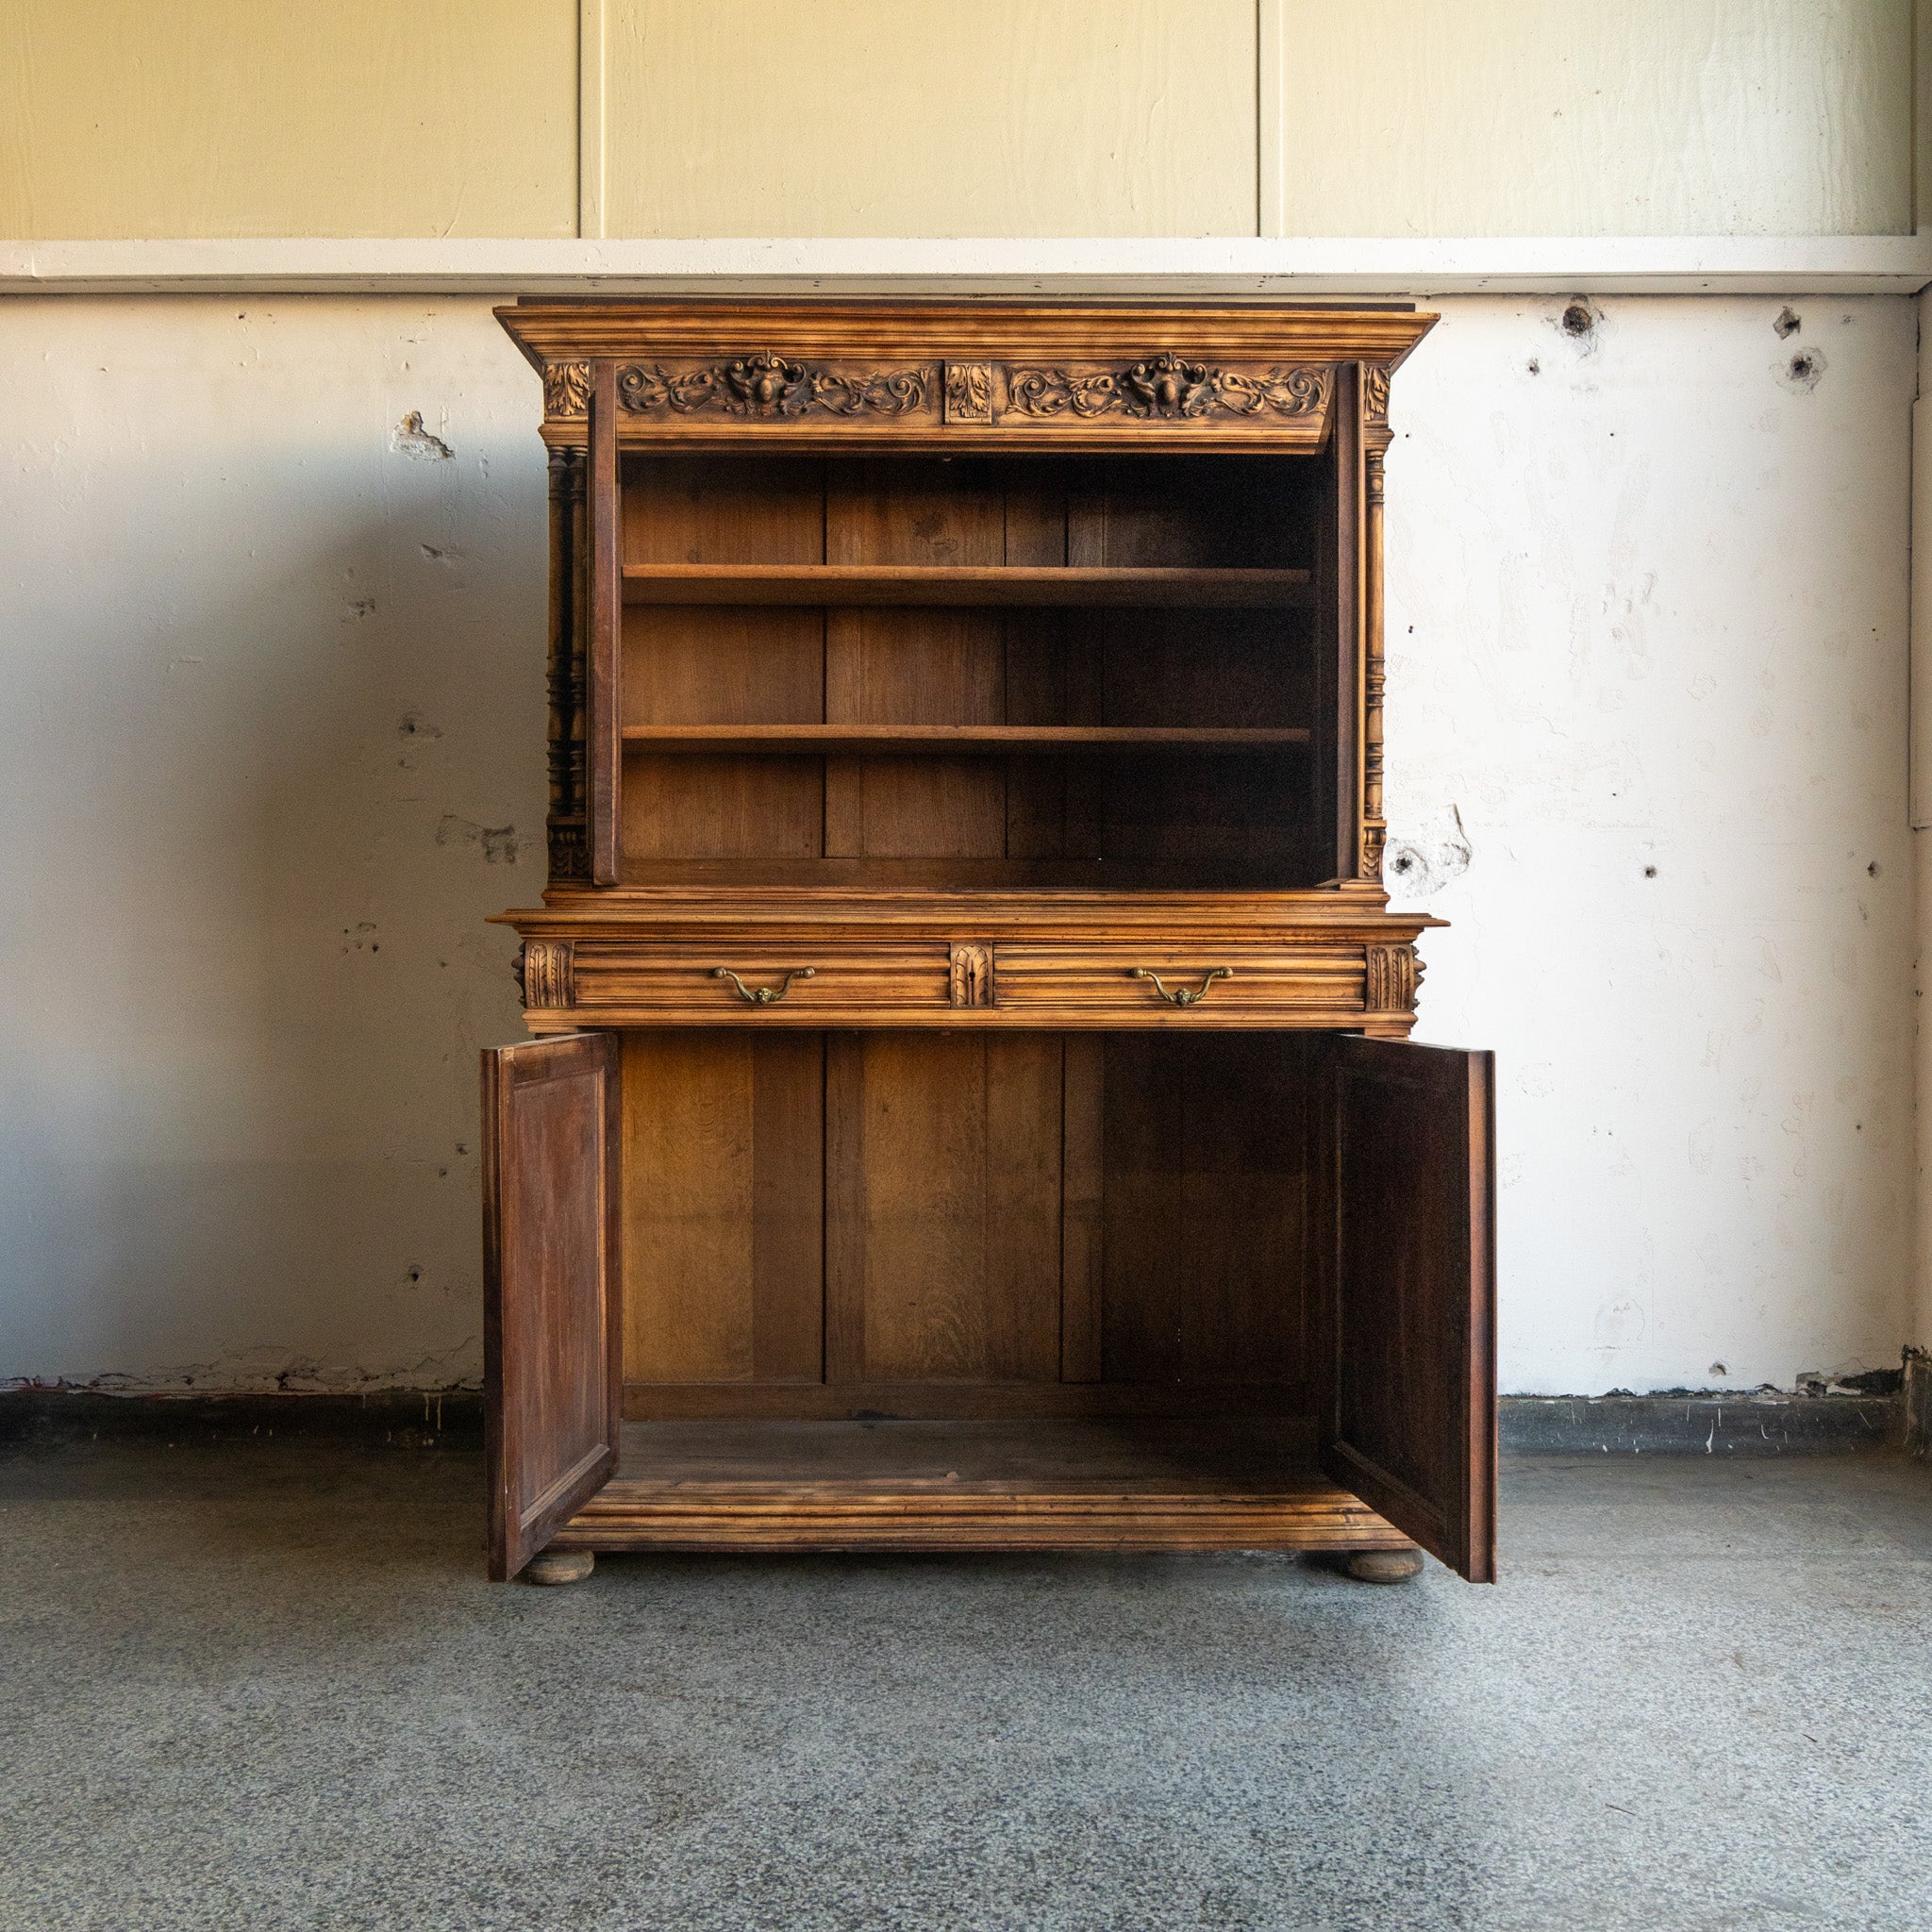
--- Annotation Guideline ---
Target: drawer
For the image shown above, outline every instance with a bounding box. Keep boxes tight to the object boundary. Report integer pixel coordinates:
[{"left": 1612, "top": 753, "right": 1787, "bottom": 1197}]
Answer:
[
  {"left": 992, "top": 944, "right": 1367, "bottom": 1023},
  {"left": 564, "top": 941, "right": 951, "bottom": 1022}
]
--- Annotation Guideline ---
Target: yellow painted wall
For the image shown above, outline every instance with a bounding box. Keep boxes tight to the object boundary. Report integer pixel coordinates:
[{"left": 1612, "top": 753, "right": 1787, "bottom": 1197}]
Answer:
[
  {"left": 1267, "top": 0, "right": 1916, "bottom": 237},
  {"left": 602, "top": 0, "right": 1257, "bottom": 238},
  {"left": 0, "top": 0, "right": 1920, "bottom": 239},
  {"left": 0, "top": 2, "right": 577, "bottom": 238}
]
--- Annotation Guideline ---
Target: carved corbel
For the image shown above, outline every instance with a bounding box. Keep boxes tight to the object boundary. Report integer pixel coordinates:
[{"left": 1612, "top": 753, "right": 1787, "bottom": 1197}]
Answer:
[
  {"left": 516, "top": 940, "right": 576, "bottom": 1009},
  {"left": 1364, "top": 944, "right": 1421, "bottom": 1013},
  {"left": 949, "top": 942, "right": 997, "bottom": 1008}
]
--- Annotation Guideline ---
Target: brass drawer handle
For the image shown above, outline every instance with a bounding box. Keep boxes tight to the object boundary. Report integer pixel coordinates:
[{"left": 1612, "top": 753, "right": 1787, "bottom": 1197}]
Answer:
[
  {"left": 1129, "top": 966, "right": 1232, "bottom": 1008},
  {"left": 712, "top": 966, "right": 815, "bottom": 1005}
]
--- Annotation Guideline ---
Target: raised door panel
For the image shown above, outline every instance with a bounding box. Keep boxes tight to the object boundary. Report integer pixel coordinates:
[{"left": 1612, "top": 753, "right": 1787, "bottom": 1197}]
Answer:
[
  {"left": 482, "top": 1032, "right": 621, "bottom": 1581},
  {"left": 1313, "top": 1035, "right": 1496, "bottom": 1583}
]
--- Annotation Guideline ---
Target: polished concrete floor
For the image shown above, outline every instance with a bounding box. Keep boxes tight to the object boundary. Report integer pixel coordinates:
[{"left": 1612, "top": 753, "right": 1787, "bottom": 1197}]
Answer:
[{"left": 1, "top": 1441, "right": 1928, "bottom": 1932}]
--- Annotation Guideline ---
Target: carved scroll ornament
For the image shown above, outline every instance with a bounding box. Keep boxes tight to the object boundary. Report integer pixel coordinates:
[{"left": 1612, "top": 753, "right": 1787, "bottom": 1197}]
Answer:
[
  {"left": 616, "top": 352, "right": 930, "bottom": 420},
  {"left": 1007, "top": 354, "right": 1328, "bottom": 423}
]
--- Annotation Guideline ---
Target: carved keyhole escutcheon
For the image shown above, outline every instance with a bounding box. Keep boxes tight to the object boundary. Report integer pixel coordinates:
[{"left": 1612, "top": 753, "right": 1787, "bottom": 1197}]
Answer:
[{"left": 950, "top": 942, "right": 996, "bottom": 1008}]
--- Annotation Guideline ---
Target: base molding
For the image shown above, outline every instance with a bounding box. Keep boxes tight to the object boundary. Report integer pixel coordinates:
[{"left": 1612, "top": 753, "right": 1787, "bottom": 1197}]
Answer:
[
  {"left": 1501, "top": 1392, "right": 1901, "bottom": 1456},
  {"left": 0, "top": 1388, "right": 484, "bottom": 1447},
  {"left": 0, "top": 1387, "right": 1907, "bottom": 1457}
]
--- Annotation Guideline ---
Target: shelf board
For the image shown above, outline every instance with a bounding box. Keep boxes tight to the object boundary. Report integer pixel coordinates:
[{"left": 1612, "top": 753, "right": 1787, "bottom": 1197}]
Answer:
[
  {"left": 621, "top": 724, "right": 1311, "bottom": 757},
  {"left": 622, "top": 563, "right": 1313, "bottom": 608}
]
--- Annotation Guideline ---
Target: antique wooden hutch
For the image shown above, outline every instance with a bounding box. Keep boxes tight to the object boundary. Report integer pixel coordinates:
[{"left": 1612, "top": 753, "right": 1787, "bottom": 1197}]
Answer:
[{"left": 481, "top": 299, "right": 1494, "bottom": 1587}]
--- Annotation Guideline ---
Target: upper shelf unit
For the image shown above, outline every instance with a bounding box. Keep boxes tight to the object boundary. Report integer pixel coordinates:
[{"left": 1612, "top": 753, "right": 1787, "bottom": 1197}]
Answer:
[{"left": 621, "top": 565, "right": 1314, "bottom": 608}]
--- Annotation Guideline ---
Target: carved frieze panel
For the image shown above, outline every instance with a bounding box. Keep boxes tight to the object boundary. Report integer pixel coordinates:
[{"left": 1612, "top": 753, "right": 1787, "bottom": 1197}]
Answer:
[
  {"left": 949, "top": 941, "right": 997, "bottom": 1008},
  {"left": 615, "top": 352, "right": 933, "bottom": 421},
  {"left": 1002, "top": 355, "right": 1329, "bottom": 424},
  {"left": 545, "top": 348, "right": 1333, "bottom": 437},
  {"left": 1364, "top": 943, "right": 1421, "bottom": 1013}
]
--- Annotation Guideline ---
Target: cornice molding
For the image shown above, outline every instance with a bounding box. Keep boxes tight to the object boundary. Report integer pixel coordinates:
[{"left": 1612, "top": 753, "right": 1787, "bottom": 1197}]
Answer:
[{"left": 3, "top": 236, "right": 1929, "bottom": 297}]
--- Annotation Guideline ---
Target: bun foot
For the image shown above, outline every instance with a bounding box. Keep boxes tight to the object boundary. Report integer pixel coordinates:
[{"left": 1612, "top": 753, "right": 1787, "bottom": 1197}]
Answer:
[
  {"left": 525, "top": 1548, "right": 595, "bottom": 1586},
  {"left": 1346, "top": 1547, "right": 1424, "bottom": 1585}
]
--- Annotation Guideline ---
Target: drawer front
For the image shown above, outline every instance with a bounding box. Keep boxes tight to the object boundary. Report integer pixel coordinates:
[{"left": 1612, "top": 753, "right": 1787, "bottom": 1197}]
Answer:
[
  {"left": 993, "top": 945, "right": 1366, "bottom": 1022},
  {"left": 567, "top": 941, "right": 951, "bottom": 1021}
]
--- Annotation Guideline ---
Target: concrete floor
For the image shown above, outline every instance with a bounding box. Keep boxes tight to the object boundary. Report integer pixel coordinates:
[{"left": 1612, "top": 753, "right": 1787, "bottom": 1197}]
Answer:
[{"left": 1, "top": 1443, "right": 1928, "bottom": 1932}]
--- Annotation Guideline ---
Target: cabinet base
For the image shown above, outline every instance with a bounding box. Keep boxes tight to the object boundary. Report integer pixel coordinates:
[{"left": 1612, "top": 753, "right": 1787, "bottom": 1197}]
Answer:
[{"left": 545, "top": 1419, "right": 1408, "bottom": 1557}]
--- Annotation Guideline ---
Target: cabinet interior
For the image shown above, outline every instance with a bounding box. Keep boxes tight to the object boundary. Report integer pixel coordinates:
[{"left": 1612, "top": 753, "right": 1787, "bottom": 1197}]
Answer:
[
  {"left": 617, "top": 1028, "right": 1315, "bottom": 1491},
  {"left": 617, "top": 451, "right": 1325, "bottom": 891}
]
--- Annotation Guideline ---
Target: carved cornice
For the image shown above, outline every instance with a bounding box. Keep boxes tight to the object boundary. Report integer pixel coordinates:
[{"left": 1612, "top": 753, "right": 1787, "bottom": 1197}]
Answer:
[
  {"left": 616, "top": 352, "right": 930, "bottom": 420},
  {"left": 1005, "top": 354, "right": 1328, "bottom": 422}
]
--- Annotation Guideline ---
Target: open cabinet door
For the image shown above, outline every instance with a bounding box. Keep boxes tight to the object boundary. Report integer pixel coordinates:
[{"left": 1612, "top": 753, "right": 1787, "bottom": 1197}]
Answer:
[
  {"left": 1314, "top": 1036, "right": 1496, "bottom": 1581},
  {"left": 482, "top": 1032, "right": 622, "bottom": 1580}
]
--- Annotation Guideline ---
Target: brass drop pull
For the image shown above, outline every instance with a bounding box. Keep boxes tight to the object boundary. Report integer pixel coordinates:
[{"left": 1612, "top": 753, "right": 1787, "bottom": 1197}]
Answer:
[
  {"left": 712, "top": 966, "right": 816, "bottom": 1005},
  {"left": 1129, "top": 966, "right": 1232, "bottom": 1008}
]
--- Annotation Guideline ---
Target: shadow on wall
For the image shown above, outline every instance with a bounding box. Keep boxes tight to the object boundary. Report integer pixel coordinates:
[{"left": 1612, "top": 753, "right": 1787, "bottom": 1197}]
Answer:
[{"left": 0, "top": 305, "right": 550, "bottom": 1390}]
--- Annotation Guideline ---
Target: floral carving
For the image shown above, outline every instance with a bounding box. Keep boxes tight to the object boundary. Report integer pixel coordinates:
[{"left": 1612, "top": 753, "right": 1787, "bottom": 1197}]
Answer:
[
  {"left": 616, "top": 353, "right": 929, "bottom": 420},
  {"left": 542, "top": 360, "right": 593, "bottom": 418},
  {"left": 1007, "top": 355, "right": 1328, "bottom": 423},
  {"left": 943, "top": 362, "right": 995, "bottom": 424},
  {"left": 1362, "top": 364, "right": 1391, "bottom": 425}
]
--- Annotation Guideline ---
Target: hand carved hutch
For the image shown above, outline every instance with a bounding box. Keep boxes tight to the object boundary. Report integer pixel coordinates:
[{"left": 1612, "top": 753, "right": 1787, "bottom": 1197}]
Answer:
[{"left": 482, "top": 299, "right": 1495, "bottom": 1587}]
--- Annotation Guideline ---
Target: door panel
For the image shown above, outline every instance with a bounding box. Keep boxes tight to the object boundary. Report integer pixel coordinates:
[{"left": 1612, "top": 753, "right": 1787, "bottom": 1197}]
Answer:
[
  {"left": 1314, "top": 1035, "right": 1495, "bottom": 1582},
  {"left": 483, "top": 1032, "right": 622, "bottom": 1580}
]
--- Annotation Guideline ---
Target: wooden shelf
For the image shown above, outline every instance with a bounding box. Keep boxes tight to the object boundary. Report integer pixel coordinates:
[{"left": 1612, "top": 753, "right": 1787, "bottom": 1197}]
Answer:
[
  {"left": 622, "top": 564, "right": 1313, "bottom": 608},
  {"left": 621, "top": 724, "right": 1310, "bottom": 756}
]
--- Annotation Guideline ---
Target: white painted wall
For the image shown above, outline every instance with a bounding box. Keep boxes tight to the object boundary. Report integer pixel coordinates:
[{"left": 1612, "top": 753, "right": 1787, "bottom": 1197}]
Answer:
[
  {"left": 0, "top": 297, "right": 542, "bottom": 1391},
  {"left": 0, "top": 293, "right": 1914, "bottom": 1395},
  {"left": 1392, "top": 296, "right": 1915, "bottom": 1392}
]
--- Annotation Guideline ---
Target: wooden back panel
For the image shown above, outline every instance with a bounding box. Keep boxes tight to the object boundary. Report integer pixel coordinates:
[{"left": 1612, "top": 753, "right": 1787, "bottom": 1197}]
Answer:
[
  {"left": 618, "top": 1030, "right": 1311, "bottom": 1419},
  {"left": 613, "top": 454, "right": 1322, "bottom": 888}
]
